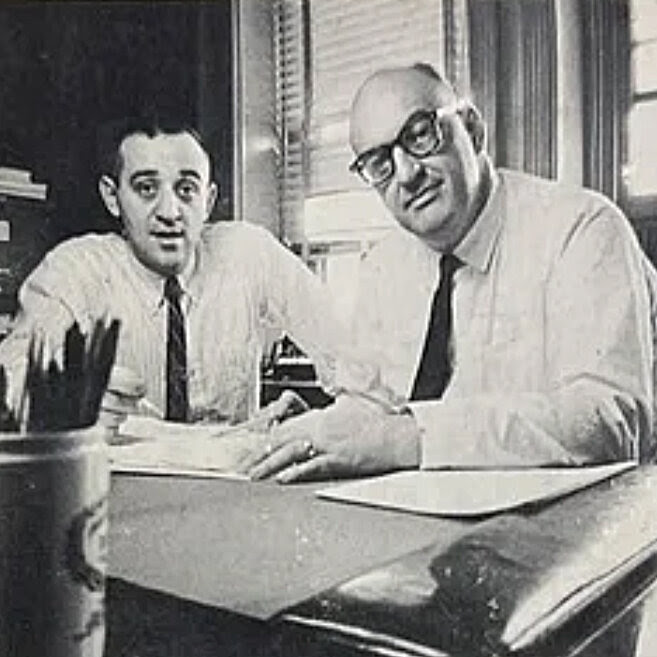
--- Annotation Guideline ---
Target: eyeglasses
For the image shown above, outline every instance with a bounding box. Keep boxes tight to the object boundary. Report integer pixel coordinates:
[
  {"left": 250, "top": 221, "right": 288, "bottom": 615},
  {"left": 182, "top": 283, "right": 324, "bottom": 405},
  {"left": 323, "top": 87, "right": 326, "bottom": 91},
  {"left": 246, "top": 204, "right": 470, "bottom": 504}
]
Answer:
[{"left": 349, "top": 106, "right": 458, "bottom": 186}]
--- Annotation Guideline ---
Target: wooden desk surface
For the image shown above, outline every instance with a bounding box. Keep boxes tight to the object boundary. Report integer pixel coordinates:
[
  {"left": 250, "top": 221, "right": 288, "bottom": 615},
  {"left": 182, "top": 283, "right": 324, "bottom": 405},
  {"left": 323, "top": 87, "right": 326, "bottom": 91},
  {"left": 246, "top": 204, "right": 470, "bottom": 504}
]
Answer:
[
  {"left": 107, "top": 469, "right": 657, "bottom": 657},
  {"left": 108, "top": 475, "right": 467, "bottom": 620},
  {"left": 278, "top": 467, "right": 657, "bottom": 657}
]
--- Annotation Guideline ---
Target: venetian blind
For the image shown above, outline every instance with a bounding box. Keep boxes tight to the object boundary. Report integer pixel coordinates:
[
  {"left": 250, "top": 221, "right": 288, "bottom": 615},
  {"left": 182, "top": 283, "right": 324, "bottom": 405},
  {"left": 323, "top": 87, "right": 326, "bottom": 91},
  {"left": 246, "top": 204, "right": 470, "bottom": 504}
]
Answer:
[
  {"left": 274, "top": 0, "right": 307, "bottom": 243},
  {"left": 308, "top": 0, "right": 445, "bottom": 197},
  {"left": 275, "top": 0, "right": 447, "bottom": 244}
]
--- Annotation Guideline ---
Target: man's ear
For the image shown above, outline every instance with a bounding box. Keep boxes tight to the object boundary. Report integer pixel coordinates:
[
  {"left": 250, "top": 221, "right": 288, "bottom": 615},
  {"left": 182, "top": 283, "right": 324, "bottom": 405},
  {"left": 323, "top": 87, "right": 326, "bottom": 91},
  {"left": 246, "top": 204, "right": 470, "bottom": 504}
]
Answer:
[
  {"left": 205, "top": 182, "right": 219, "bottom": 220},
  {"left": 459, "top": 103, "right": 486, "bottom": 154},
  {"left": 98, "top": 175, "right": 121, "bottom": 218}
]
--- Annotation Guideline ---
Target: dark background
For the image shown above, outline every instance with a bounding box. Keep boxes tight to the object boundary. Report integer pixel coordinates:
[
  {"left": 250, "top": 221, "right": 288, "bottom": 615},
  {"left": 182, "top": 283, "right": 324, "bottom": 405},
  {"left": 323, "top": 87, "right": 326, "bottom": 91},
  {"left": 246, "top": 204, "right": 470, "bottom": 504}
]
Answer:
[{"left": 0, "top": 2, "right": 233, "bottom": 244}]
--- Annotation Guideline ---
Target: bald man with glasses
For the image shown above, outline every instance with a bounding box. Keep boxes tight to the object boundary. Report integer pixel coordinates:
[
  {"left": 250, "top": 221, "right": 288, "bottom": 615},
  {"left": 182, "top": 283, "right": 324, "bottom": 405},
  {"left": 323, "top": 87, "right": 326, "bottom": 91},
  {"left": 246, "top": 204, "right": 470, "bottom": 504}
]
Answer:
[{"left": 244, "top": 63, "right": 657, "bottom": 482}]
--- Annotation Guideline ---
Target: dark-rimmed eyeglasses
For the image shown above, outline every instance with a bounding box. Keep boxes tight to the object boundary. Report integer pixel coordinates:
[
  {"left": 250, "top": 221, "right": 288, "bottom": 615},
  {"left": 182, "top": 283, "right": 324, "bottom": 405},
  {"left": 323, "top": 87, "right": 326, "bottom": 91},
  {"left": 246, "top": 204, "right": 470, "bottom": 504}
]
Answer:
[{"left": 349, "top": 106, "right": 458, "bottom": 186}]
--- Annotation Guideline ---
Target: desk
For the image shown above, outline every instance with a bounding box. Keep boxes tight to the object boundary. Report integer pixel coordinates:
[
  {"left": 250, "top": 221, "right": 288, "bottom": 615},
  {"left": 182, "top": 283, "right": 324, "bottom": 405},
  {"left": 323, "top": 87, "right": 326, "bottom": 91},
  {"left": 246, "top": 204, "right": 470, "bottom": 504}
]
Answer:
[
  {"left": 107, "top": 476, "right": 461, "bottom": 656},
  {"left": 108, "top": 477, "right": 462, "bottom": 615},
  {"left": 106, "top": 470, "right": 657, "bottom": 657}
]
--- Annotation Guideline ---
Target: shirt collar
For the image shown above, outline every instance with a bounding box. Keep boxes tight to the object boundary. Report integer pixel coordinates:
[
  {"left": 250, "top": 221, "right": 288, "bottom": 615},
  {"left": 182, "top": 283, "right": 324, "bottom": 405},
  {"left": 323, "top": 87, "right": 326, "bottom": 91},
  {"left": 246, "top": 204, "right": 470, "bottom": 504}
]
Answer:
[
  {"left": 122, "top": 240, "right": 200, "bottom": 314},
  {"left": 177, "top": 249, "right": 198, "bottom": 302},
  {"left": 453, "top": 159, "right": 504, "bottom": 273}
]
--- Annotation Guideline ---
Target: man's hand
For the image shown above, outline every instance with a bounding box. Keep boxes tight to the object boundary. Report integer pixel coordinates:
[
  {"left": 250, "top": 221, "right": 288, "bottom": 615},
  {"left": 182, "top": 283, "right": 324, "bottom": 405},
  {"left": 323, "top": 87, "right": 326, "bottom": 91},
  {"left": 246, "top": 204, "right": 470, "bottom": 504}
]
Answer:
[
  {"left": 242, "top": 396, "right": 421, "bottom": 483},
  {"left": 210, "top": 389, "right": 310, "bottom": 436},
  {"left": 244, "top": 389, "right": 310, "bottom": 432}
]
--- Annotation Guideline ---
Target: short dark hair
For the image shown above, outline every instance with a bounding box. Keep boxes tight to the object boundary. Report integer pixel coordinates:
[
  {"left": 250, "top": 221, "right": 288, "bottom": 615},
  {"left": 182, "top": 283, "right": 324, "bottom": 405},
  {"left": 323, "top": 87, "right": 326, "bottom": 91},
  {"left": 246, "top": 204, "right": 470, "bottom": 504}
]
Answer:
[{"left": 97, "top": 115, "right": 213, "bottom": 180}]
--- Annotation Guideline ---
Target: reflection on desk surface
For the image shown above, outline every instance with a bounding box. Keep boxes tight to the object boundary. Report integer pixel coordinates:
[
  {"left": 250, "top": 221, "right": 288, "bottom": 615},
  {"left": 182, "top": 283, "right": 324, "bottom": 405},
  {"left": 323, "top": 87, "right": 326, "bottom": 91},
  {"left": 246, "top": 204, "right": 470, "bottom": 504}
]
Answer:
[
  {"left": 107, "top": 466, "right": 657, "bottom": 657},
  {"left": 281, "top": 466, "right": 657, "bottom": 657},
  {"left": 108, "top": 475, "right": 460, "bottom": 619}
]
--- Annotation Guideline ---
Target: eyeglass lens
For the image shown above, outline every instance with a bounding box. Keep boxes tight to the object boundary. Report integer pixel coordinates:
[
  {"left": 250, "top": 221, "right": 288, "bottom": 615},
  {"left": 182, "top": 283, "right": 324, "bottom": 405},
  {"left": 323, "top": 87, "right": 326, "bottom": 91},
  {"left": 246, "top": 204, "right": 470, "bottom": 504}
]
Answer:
[{"left": 357, "top": 111, "right": 443, "bottom": 184}]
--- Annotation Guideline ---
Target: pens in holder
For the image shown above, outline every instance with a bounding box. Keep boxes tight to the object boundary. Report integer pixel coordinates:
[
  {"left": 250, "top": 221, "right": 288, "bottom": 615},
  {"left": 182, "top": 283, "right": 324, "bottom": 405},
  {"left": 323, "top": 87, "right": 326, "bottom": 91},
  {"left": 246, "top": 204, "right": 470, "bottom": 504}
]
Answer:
[
  {"left": 0, "top": 366, "right": 19, "bottom": 432},
  {"left": 0, "top": 320, "right": 119, "bottom": 654},
  {"left": 78, "top": 319, "right": 120, "bottom": 428},
  {"left": 9, "top": 319, "right": 121, "bottom": 433}
]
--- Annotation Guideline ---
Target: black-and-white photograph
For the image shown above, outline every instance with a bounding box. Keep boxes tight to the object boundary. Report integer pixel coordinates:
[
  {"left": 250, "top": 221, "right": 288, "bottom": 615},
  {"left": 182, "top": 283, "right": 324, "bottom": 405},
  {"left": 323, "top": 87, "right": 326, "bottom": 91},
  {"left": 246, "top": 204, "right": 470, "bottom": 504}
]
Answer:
[{"left": 1, "top": 1, "right": 657, "bottom": 656}]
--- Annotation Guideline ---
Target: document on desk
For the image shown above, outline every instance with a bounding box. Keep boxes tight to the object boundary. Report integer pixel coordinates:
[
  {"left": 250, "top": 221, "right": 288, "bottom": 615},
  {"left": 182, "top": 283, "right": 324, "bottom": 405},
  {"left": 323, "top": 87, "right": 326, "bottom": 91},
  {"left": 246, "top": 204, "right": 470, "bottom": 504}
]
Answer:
[
  {"left": 108, "top": 416, "right": 264, "bottom": 479},
  {"left": 317, "top": 462, "right": 635, "bottom": 516}
]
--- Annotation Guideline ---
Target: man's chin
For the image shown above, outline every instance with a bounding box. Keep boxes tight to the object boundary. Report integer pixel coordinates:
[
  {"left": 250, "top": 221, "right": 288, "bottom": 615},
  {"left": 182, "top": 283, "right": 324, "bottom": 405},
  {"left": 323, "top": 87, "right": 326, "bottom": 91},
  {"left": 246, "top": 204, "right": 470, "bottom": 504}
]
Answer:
[
  {"left": 401, "top": 212, "right": 448, "bottom": 240},
  {"left": 140, "top": 253, "right": 188, "bottom": 278},
  {"left": 158, "top": 259, "right": 187, "bottom": 277}
]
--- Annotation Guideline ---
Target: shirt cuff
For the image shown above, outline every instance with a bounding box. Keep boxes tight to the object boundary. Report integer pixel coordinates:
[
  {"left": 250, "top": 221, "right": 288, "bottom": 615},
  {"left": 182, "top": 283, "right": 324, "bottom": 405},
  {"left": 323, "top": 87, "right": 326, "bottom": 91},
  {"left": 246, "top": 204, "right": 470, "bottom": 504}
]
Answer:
[
  {"left": 407, "top": 398, "right": 580, "bottom": 469},
  {"left": 408, "top": 400, "right": 488, "bottom": 468}
]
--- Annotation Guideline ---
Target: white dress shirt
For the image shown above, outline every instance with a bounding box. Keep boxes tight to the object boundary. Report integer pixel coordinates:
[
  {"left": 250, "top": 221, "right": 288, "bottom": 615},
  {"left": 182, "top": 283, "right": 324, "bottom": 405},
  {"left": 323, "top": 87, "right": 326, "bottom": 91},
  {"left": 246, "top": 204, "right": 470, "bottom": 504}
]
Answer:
[
  {"left": 350, "top": 168, "right": 657, "bottom": 466},
  {"left": 0, "top": 222, "right": 348, "bottom": 423}
]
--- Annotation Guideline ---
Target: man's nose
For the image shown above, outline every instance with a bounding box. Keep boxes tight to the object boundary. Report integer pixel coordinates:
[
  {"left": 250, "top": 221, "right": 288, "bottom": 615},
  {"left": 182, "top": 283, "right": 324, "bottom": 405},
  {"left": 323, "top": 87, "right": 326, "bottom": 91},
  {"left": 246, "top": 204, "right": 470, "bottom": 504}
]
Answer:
[
  {"left": 391, "top": 145, "right": 424, "bottom": 189},
  {"left": 155, "top": 187, "right": 181, "bottom": 221}
]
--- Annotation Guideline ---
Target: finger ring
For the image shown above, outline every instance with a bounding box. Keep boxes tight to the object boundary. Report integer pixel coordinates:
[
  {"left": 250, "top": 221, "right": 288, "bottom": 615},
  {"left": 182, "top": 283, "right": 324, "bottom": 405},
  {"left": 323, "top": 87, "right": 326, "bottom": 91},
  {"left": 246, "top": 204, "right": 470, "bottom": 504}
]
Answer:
[{"left": 302, "top": 439, "right": 316, "bottom": 460}]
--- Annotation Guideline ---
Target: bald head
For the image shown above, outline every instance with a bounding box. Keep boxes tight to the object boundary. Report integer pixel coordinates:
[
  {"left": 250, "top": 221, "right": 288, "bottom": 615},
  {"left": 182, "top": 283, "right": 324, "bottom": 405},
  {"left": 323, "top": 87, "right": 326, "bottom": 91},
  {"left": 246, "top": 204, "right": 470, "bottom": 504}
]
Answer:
[
  {"left": 349, "top": 65, "right": 457, "bottom": 155},
  {"left": 347, "top": 64, "right": 489, "bottom": 253}
]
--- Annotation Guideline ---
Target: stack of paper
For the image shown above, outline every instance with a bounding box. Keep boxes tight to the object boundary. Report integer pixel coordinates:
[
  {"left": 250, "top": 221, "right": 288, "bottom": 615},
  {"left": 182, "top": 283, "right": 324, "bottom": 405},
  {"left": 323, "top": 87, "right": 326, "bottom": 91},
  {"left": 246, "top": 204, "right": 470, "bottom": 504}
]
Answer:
[{"left": 109, "top": 416, "right": 267, "bottom": 479}]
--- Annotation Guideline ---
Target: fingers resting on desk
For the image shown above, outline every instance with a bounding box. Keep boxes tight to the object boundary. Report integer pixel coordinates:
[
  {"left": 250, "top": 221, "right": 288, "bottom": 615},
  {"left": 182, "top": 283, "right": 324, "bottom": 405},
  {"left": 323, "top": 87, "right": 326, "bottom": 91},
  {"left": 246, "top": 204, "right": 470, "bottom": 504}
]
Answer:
[{"left": 242, "top": 396, "right": 422, "bottom": 483}]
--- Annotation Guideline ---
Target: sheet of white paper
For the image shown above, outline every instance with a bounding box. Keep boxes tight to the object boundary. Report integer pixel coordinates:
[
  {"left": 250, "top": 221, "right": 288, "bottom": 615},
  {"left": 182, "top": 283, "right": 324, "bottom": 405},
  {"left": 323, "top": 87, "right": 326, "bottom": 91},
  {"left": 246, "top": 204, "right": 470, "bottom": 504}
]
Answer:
[
  {"left": 109, "top": 416, "right": 267, "bottom": 480},
  {"left": 116, "top": 415, "right": 234, "bottom": 441},
  {"left": 317, "top": 462, "right": 635, "bottom": 517}
]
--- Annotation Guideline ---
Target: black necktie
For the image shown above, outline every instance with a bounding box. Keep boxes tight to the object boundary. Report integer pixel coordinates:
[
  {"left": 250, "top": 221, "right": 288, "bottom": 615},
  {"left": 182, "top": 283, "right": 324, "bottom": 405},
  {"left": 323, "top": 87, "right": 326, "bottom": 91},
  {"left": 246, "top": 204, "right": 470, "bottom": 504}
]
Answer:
[
  {"left": 164, "top": 276, "right": 189, "bottom": 422},
  {"left": 410, "top": 253, "right": 463, "bottom": 401}
]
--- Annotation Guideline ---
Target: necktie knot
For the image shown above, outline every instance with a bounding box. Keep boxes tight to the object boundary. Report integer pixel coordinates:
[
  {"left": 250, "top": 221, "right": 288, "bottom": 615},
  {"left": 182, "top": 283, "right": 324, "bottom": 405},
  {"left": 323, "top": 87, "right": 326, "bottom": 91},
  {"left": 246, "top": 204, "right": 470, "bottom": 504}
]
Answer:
[
  {"left": 440, "top": 253, "right": 463, "bottom": 281},
  {"left": 164, "top": 276, "right": 183, "bottom": 304}
]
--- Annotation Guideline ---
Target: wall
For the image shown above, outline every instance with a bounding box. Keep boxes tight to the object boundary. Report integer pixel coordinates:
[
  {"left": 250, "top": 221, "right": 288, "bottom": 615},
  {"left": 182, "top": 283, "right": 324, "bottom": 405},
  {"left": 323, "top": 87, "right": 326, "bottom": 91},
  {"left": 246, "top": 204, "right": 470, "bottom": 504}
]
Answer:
[{"left": 0, "top": 3, "right": 233, "bottom": 243}]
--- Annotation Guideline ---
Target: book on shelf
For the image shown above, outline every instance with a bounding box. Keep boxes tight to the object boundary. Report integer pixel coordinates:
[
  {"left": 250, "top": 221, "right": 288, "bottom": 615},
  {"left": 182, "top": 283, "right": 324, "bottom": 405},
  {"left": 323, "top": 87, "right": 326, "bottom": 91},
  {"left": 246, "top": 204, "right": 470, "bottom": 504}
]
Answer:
[{"left": 0, "top": 166, "right": 47, "bottom": 201}]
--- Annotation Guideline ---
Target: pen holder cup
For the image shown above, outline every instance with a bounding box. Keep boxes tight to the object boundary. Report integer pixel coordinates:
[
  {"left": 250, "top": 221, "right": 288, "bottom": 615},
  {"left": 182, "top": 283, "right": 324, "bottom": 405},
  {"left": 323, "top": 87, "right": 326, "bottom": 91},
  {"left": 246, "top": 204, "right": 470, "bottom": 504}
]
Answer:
[{"left": 0, "top": 427, "right": 109, "bottom": 657}]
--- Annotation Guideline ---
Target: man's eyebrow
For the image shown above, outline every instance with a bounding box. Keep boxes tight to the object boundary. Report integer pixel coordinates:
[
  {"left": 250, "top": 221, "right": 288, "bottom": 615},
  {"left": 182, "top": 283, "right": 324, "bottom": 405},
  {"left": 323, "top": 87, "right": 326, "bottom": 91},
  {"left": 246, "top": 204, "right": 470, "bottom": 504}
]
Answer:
[
  {"left": 129, "top": 170, "right": 158, "bottom": 185},
  {"left": 179, "top": 169, "right": 202, "bottom": 180}
]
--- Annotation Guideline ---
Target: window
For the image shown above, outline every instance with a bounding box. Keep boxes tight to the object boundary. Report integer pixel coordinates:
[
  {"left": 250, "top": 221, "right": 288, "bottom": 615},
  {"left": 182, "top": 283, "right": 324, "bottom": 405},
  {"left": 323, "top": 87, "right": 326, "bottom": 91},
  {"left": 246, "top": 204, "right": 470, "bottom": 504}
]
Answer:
[
  {"left": 274, "top": 0, "right": 470, "bottom": 317},
  {"left": 276, "top": 0, "right": 452, "bottom": 249},
  {"left": 628, "top": 1, "right": 657, "bottom": 199}
]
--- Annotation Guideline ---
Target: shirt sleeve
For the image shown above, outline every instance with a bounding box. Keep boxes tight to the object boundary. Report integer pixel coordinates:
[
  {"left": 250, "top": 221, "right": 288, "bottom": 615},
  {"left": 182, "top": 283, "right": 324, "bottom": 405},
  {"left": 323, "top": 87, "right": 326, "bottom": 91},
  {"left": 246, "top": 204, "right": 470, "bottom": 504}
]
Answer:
[
  {"left": 409, "top": 205, "right": 654, "bottom": 467},
  {"left": 0, "top": 245, "right": 93, "bottom": 408},
  {"left": 255, "top": 228, "right": 362, "bottom": 395},
  {"left": 339, "top": 248, "right": 409, "bottom": 409}
]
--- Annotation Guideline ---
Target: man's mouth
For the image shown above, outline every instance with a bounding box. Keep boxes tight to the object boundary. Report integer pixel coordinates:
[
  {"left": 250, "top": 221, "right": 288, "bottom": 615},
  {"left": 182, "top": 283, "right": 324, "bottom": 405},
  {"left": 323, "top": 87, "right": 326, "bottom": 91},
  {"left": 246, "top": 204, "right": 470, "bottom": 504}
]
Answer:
[
  {"left": 151, "top": 230, "right": 184, "bottom": 241},
  {"left": 406, "top": 181, "right": 444, "bottom": 211}
]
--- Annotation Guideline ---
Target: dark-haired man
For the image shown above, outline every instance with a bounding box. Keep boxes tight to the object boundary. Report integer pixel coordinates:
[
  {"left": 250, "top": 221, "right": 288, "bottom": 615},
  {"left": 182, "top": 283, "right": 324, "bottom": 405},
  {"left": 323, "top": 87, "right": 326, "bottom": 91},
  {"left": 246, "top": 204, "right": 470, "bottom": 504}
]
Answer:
[
  {"left": 0, "top": 118, "right": 349, "bottom": 425},
  {"left": 247, "top": 64, "right": 657, "bottom": 482}
]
